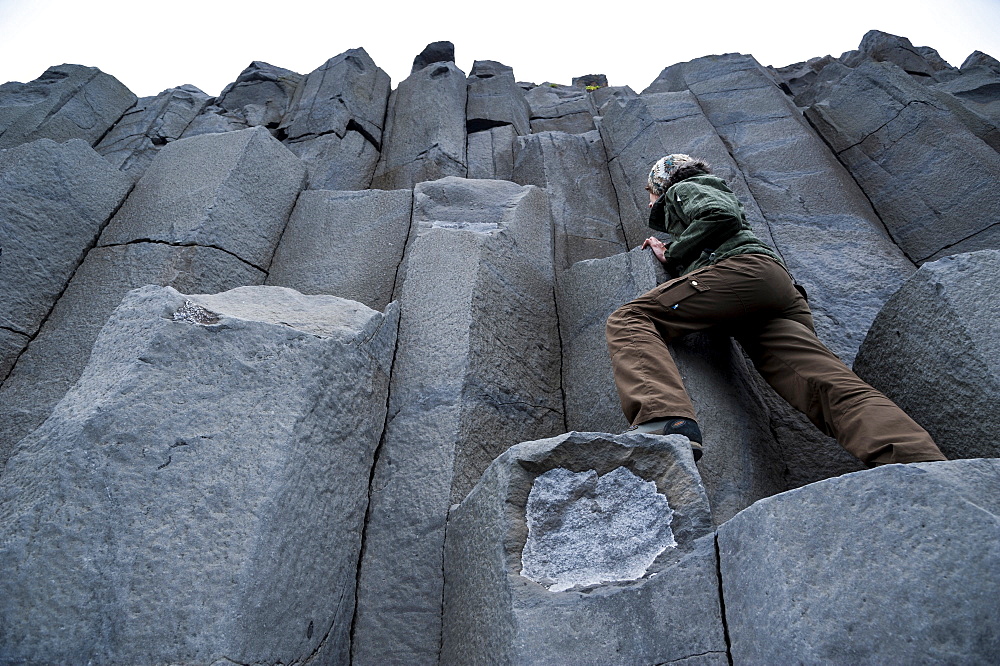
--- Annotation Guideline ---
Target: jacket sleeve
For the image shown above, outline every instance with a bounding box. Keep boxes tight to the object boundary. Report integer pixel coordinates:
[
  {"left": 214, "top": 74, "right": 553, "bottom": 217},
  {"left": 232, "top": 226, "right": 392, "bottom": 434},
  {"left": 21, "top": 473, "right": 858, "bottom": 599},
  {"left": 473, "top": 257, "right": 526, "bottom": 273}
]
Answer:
[{"left": 665, "top": 183, "right": 744, "bottom": 266}]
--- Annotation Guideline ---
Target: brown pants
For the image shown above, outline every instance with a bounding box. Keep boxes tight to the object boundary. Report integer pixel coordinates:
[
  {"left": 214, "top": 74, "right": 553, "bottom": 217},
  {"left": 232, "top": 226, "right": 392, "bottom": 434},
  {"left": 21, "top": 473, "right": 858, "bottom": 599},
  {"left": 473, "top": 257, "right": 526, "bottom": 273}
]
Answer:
[{"left": 606, "top": 254, "right": 946, "bottom": 466}]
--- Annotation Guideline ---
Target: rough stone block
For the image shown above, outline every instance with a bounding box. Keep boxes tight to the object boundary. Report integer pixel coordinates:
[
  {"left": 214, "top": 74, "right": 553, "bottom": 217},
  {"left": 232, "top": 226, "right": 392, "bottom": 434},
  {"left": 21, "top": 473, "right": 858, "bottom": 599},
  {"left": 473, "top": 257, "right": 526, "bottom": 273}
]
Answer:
[
  {"left": 557, "top": 249, "right": 785, "bottom": 523},
  {"left": 467, "top": 60, "right": 531, "bottom": 136},
  {"left": 99, "top": 126, "right": 307, "bottom": 269},
  {"left": 266, "top": 188, "right": 413, "bottom": 311},
  {"left": 513, "top": 129, "right": 625, "bottom": 268},
  {"left": 352, "top": 178, "right": 562, "bottom": 664},
  {"left": 371, "top": 63, "right": 467, "bottom": 189},
  {"left": 0, "top": 138, "right": 134, "bottom": 372},
  {"left": 0, "top": 284, "right": 397, "bottom": 664},
  {"left": 467, "top": 124, "right": 516, "bottom": 180},
  {"left": 524, "top": 83, "right": 592, "bottom": 122},
  {"left": 442, "top": 431, "right": 727, "bottom": 665},
  {"left": 412, "top": 41, "right": 455, "bottom": 74},
  {"left": 285, "top": 129, "right": 380, "bottom": 190},
  {"left": 841, "top": 30, "right": 958, "bottom": 81},
  {"left": 0, "top": 243, "right": 265, "bottom": 463},
  {"left": 854, "top": 250, "right": 1000, "bottom": 460},
  {"left": 95, "top": 85, "right": 210, "bottom": 176},
  {"left": 718, "top": 460, "right": 1000, "bottom": 664},
  {"left": 529, "top": 111, "right": 595, "bottom": 134},
  {"left": 0, "top": 64, "right": 136, "bottom": 149},
  {"left": 280, "top": 47, "right": 390, "bottom": 146},
  {"left": 181, "top": 61, "right": 301, "bottom": 138},
  {"left": 806, "top": 60, "right": 1000, "bottom": 263}
]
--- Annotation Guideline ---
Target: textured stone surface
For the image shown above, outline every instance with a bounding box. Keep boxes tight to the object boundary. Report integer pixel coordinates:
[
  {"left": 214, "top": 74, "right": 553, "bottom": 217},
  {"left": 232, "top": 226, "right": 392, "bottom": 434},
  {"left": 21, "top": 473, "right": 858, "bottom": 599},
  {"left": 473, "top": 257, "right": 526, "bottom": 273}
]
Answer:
[
  {"left": 467, "top": 60, "right": 531, "bottom": 136},
  {"left": 0, "top": 244, "right": 264, "bottom": 463},
  {"left": 442, "top": 431, "right": 727, "bottom": 665},
  {"left": 719, "top": 460, "right": 1000, "bottom": 664},
  {"left": 854, "top": 250, "right": 1000, "bottom": 460},
  {"left": 99, "top": 126, "right": 306, "bottom": 269},
  {"left": 181, "top": 61, "right": 301, "bottom": 138},
  {"left": 0, "top": 64, "right": 136, "bottom": 149},
  {"left": 352, "top": 178, "right": 562, "bottom": 664},
  {"left": 513, "top": 129, "right": 625, "bottom": 269},
  {"left": 95, "top": 85, "right": 210, "bottom": 176},
  {"left": 278, "top": 48, "right": 390, "bottom": 190},
  {"left": 371, "top": 63, "right": 467, "bottom": 189},
  {"left": 525, "top": 83, "right": 596, "bottom": 134},
  {"left": 467, "top": 124, "right": 516, "bottom": 180},
  {"left": 281, "top": 47, "right": 389, "bottom": 146},
  {"left": 806, "top": 60, "right": 1000, "bottom": 263},
  {"left": 557, "top": 249, "right": 785, "bottom": 523},
  {"left": 266, "top": 188, "right": 412, "bottom": 311},
  {"left": 0, "top": 139, "right": 133, "bottom": 352},
  {"left": 0, "top": 285, "right": 397, "bottom": 665},
  {"left": 520, "top": 465, "right": 677, "bottom": 592},
  {"left": 0, "top": 329, "right": 27, "bottom": 381}
]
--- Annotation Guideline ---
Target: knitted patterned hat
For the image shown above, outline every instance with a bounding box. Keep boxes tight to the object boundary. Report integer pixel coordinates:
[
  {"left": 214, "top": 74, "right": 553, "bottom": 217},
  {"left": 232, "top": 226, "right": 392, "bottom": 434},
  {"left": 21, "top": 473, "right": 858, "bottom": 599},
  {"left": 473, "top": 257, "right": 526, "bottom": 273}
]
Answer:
[{"left": 648, "top": 154, "right": 695, "bottom": 196}]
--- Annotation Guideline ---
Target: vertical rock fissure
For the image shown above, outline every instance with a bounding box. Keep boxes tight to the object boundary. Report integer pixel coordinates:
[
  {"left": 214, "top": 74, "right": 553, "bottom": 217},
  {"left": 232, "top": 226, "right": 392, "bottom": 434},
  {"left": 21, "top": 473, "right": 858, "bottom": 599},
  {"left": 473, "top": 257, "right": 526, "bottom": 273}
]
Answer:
[
  {"left": 348, "top": 305, "right": 405, "bottom": 662},
  {"left": 92, "top": 98, "right": 138, "bottom": 149},
  {"left": 263, "top": 187, "right": 306, "bottom": 275},
  {"left": 551, "top": 282, "right": 570, "bottom": 433},
  {"left": 714, "top": 533, "right": 734, "bottom": 666}
]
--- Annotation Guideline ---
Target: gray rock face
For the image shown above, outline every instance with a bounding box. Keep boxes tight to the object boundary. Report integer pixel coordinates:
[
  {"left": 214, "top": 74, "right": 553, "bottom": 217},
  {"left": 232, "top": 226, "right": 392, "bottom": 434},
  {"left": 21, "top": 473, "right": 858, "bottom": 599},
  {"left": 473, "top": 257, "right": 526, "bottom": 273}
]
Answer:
[
  {"left": 266, "top": 188, "right": 413, "bottom": 311},
  {"left": 412, "top": 40, "right": 455, "bottom": 73},
  {"left": 718, "top": 460, "right": 1000, "bottom": 664},
  {"left": 352, "top": 177, "right": 563, "bottom": 664},
  {"left": 0, "top": 139, "right": 134, "bottom": 380},
  {"left": 99, "top": 126, "right": 307, "bottom": 269},
  {"left": 0, "top": 285, "right": 397, "bottom": 665},
  {"left": 467, "top": 60, "right": 531, "bottom": 136},
  {"left": 442, "top": 431, "right": 727, "bottom": 665},
  {"left": 95, "top": 85, "right": 211, "bottom": 176},
  {"left": 371, "top": 63, "right": 468, "bottom": 189},
  {"left": 281, "top": 48, "right": 389, "bottom": 145},
  {"left": 557, "top": 249, "right": 785, "bottom": 523},
  {"left": 279, "top": 48, "right": 390, "bottom": 190},
  {"left": 0, "top": 64, "right": 136, "bottom": 149},
  {"left": 181, "top": 61, "right": 302, "bottom": 138},
  {"left": 467, "top": 124, "right": 516, "bottom": 180},
  {"left": 0, "top": 244, "right": 265, "bottom": 462},
  {"left": 805, "top": 60, "right": 1000, "bottom": 263},
  {"left": 842, "top": 29, "right": 957, "bottom": 81},
  {"left": 513, "top": 129, "right": 626, "bottom": 269},
  {"left": 525, "top": 83, "right": 596, "bottom": 134},
  {"left": 854, "top": 250, "right": 1000, "bottom": 460}
]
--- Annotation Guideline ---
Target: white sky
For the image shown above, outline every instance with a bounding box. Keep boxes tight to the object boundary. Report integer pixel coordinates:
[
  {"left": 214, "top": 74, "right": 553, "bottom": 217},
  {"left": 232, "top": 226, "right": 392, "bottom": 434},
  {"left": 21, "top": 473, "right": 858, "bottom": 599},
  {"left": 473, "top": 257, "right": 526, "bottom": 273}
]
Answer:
[{"left": 1, "top": 0, "right": 998, "bottom": 98}]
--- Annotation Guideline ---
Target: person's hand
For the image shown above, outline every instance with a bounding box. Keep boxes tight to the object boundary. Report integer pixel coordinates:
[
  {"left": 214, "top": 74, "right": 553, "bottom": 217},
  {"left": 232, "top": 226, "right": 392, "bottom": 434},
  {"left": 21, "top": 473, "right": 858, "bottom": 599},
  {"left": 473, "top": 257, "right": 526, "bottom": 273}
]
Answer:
[{"left": 641, "top": 236, "right": 668, "bottom": 264}]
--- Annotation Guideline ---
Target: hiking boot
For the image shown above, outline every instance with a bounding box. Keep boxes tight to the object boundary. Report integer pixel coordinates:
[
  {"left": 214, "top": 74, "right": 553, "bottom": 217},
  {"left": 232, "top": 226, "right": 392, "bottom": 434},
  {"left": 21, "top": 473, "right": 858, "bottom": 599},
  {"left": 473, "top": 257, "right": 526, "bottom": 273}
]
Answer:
[{"left": 623, "top": 417, "right": 703, "bottom": 461}]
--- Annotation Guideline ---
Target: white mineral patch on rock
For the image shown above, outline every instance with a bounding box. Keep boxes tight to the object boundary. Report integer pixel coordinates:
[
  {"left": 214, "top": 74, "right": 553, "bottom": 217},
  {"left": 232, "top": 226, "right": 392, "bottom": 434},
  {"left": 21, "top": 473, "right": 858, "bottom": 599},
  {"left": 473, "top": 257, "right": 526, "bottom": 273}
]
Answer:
[{"left": 521, "top": 466, "right": 676, "bottom": 592}]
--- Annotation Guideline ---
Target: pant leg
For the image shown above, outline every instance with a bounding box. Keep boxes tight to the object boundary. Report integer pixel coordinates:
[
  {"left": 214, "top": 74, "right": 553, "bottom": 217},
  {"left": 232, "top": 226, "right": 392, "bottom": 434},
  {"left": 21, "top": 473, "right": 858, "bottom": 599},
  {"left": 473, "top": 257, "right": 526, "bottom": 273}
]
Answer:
[
  {"left": 735, "top": 290, "right": 947, "bottom": 466},
  {"left": 606, "top": 254, "right": 795, "bottom": 426}
]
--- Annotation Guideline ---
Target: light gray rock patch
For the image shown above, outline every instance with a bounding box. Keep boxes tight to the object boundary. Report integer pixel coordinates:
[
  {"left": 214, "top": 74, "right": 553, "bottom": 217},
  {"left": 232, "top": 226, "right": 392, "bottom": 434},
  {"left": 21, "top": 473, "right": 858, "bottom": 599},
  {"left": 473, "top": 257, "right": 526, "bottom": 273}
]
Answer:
[{"left": 521, "top": 466, "right": 676, "bottom": 592}]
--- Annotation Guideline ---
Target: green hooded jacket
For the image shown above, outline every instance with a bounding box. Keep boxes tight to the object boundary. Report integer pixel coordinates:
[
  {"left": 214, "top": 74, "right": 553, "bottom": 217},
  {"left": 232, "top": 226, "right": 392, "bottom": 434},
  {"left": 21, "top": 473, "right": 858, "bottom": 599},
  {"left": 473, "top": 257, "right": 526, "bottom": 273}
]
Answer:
[{"left": 653, "top": 174, "right": 783, "bottom": 276}]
